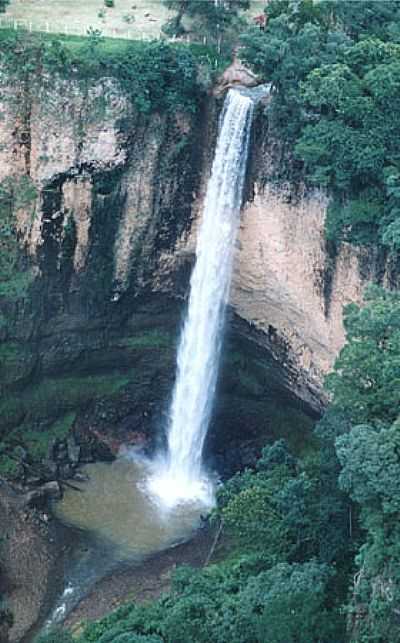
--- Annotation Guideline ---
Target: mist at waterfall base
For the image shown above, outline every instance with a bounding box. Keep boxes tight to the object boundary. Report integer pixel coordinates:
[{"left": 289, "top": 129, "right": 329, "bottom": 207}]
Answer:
[{"left": 147, "top": 89, "right": 255, "bottom": 510}]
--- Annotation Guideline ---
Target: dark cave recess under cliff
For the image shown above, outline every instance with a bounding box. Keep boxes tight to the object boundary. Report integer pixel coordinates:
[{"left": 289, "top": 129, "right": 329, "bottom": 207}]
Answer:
[
  {"left": 0, "top": 90, "right": 317, "bottom": 481},
  {"left": 0, "top": 290, "right": 317, "bottom": 482}
]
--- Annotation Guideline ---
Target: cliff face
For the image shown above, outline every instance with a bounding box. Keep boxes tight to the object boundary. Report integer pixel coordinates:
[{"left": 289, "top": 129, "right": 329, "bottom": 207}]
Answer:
[
  {"left": 0, "top": 70, "right": 388, "bottom": 438},
  {"left": 0, "top": 69, "right": 209, "bottom": 643},
  {"left": 0, "top": 72, "right": 205, "bottom": 451},
  {"left": 232, "top": 186, "right": 380, "bottom": 409},
  {"left": 164, "top": 165, "right": 387, "bottom": 413},
  {"left": 1, "top": 63, "right": 391, "bottom": 643}
]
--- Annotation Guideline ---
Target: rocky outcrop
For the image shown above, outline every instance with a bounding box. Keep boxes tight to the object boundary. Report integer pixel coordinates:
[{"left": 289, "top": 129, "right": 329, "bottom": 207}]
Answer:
[
  {"left": 0, "top": 71, "right": 205, "bottom": 451},
  {"left": 0, "top": 480, "right": 69, "bottom": 643},
  {"left": 214, "top": 56, "right": 259, "bottom": 96},
  {"left": 155, "top": 176, "right": 389, "bottom": 414}
]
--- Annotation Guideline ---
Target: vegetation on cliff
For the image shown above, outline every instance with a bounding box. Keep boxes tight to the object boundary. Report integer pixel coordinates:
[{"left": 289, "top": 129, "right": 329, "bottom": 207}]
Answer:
[
  {"left": 37, "top": 285, "right": 400, "bottom": 642},
  {"left": 1, "top": 3, "right": 400, "bottom": 641},
  {"left": 0, "top": 26, "right": 213, "bottom": 477},
  {"left": 0, "top": 29, "right": 212, "bottom": 116},
  {"left": 242, "top": 0, "right": 400, "bottom": 250},
  {"left": 0, "top": 176, "right": 36, "bottom": 330}
]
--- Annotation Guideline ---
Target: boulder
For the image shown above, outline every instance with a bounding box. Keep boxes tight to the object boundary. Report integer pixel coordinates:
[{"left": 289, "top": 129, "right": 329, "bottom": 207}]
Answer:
[
  {"left": 24, "top": 481, "right": 61, "bottom": 509},
  {"left": 214, "top": 57, "right": 259, "bottom": 97}
]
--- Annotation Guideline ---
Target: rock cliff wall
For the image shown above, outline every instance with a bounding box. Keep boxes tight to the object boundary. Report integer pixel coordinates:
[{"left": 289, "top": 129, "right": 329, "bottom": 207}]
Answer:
[
  {"left": 0, "top": 69, "right": 388, "bottom": 437},
  {"left": 232, "top": 185, "right": 383, "bottom": 409},
  {"left": 160, "top": 161, "right": 387, "bottom": 413},
  {"left": 1, "top": 61, "right": 390, "bottom": 643}
]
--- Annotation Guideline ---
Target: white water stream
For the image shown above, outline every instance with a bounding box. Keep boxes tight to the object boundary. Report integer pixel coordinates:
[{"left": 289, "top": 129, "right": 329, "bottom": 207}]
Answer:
[{"left": 149, "top": 89, "right": 256, "bottom": 509}]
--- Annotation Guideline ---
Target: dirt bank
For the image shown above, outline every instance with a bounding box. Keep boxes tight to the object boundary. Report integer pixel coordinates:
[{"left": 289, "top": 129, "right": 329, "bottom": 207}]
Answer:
[
  {"left": 64, "top": 525, "right": 214, "bottom": 634},
  {"left": 0, "top": 479, "right": 75, "bottom": 643}
]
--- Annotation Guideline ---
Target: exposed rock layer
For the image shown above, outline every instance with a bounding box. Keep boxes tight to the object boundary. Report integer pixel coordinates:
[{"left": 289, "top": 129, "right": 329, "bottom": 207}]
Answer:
[{"left": 0, "top": 69, "right": 393, "bottom": 420}]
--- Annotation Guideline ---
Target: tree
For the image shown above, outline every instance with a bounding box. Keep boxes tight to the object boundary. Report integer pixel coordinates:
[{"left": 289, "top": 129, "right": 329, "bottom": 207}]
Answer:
[
  {"left": 241, "top": 0, "right": 400, "bottom": 248},
  {"left": 314, "top": 410, "right": 354, "bottom": 568},
  {"left": 236, "top": 561, "right": 344, "bottom": 643},
  {"left": 34, "top": 629, "right": 74, "bottom": 643},
  {"left": 0, "top": 1, "right": 9, "bottom": 13},
  {"left": 326, "top": 285, "right": 400, "bottom": 641},
  {"left": 162, "top": 0, "right": 250, "bottom": 51},
  {"left": 326, "top": 286, "right": 400, "bottom": 425},
  {"left": 216, "top": 440, "right": 320, "bottom": 561},
  {"left": 337, "top": 421, "right": 400, "bottom": 518},
  {"left": 296, "top": 39, "right": 400, "bottom": 245},
  {"left": 336, "top": 422, "right": 400, "bottom": 642},
  {"left": 334, "top": 0, "right": 400, "bottom": 41}
]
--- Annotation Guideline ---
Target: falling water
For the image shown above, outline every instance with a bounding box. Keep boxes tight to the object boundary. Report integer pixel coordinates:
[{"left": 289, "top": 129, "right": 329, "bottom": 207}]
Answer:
[{"left": 149, "top": 89, "right": 255, "bottom": 509}]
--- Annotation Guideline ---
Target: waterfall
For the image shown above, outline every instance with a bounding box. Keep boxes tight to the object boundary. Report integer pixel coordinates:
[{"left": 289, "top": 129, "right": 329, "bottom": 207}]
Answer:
[{"left": 148, "top": 89, "right": 256, "bottom": 509}]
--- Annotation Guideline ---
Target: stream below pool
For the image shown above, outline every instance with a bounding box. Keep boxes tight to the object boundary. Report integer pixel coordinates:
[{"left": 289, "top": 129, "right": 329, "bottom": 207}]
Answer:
[{"left": 45, "top": 450, "right": 209, "bottom": 628}]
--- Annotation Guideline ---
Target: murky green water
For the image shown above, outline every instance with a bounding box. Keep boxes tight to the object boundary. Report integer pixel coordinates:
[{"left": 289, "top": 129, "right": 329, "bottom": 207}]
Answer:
[
  {"left": 47, "top": 451, "right": 207, "bottom": 627},
  {"left": 54, "top": 452, "right": 205, "bottom": 560}
]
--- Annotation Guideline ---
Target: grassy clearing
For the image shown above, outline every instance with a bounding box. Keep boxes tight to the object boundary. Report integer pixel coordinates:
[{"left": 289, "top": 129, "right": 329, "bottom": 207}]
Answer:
[
  {"left": 2, "top": 0, "right": 172, "bottom": 40},
  {"left": 1, "top": 0, "right": 266, "bottom": 41}
]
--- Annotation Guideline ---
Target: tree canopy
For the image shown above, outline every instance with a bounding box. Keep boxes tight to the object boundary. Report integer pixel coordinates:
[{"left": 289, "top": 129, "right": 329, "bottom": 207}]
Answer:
[
  {"left": 326, "top": 286, "right": 400, "bottom": 425},
  {"left": 242, "top": 0, "right": 400, "bottom": 248},
  {"left": 162, "top": 0, "right": 250, "bottom": 52}
]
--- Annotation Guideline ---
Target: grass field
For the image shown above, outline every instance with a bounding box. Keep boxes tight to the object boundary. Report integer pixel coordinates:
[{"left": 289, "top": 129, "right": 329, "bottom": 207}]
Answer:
[
  {"left": 2, "top": 0, "right": 172, "bottom": 40},
  {"left": 1, "top": 0, "right": 266, "bottom": 41}
]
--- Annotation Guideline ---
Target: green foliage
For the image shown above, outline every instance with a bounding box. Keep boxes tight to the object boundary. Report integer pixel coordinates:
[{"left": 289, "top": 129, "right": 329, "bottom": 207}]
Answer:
[
  {"left": 0, "top": 373, "right": 129, "bottom": 430},
  {"left": 74, "top": 555, "right": 343, "bottom": 643},
  {"left": 221, "top": 480, "right": 291, "bottom": 557},
  {"left": 314, "top": 409, "right": 354, "bottom": 568},
  {"left": 0, "top": 409, "right": 76, "bottom": 478},
  {"left": 326, "top": 286, "right": 400, "bottom": 425},
  {"left": 0, "top": 176, "right": 35, "bottom": 296},
  {"left": 35, "top": 629, "right": 74, "bottom": 643},
  {"left": 238, "top": 561, "right": 342, "bottom": 643},
  {"left": 337, "top": 422, "right": 400, "bottom": 516},
  {"left": 335, "top": 421, "right": 400, "bottom": 642},
  {"left": 0, "top": 0, "right": 9, "bottom": 13},
  {"left": 0, "top": 31, "right": 207, "bottom": 117},
  {"left": 163, "top": 0, "right": 250, "bottom": 30},
  {"left": 242, "top": 0, "right": 400, "bottom": 248},
  {"left": 297, "top": 38, "right": 400, "bottom": 245},
  {"left": 217, "top": 440, "right": 321, "bottom": 563},
  {"left": 162, "top": 0, "right": 250, "bottom": 55},
  {"left": 71, "top": 284, "right": 400, "bottom": 642},
  {"left": 121, "top": 330, "right": 172, "bottom": 350},
  {"left": 318, "top": 284, "right": 400, "bottom": 641},
  {"left": 0, "top": 176, "right": 36, "bottom": 330},
  {"left": 21, "top": 412, "right": 76, "bottom": 460},
  {"left": 34, "top": 440, "right": 345, "bottom": 643}
]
